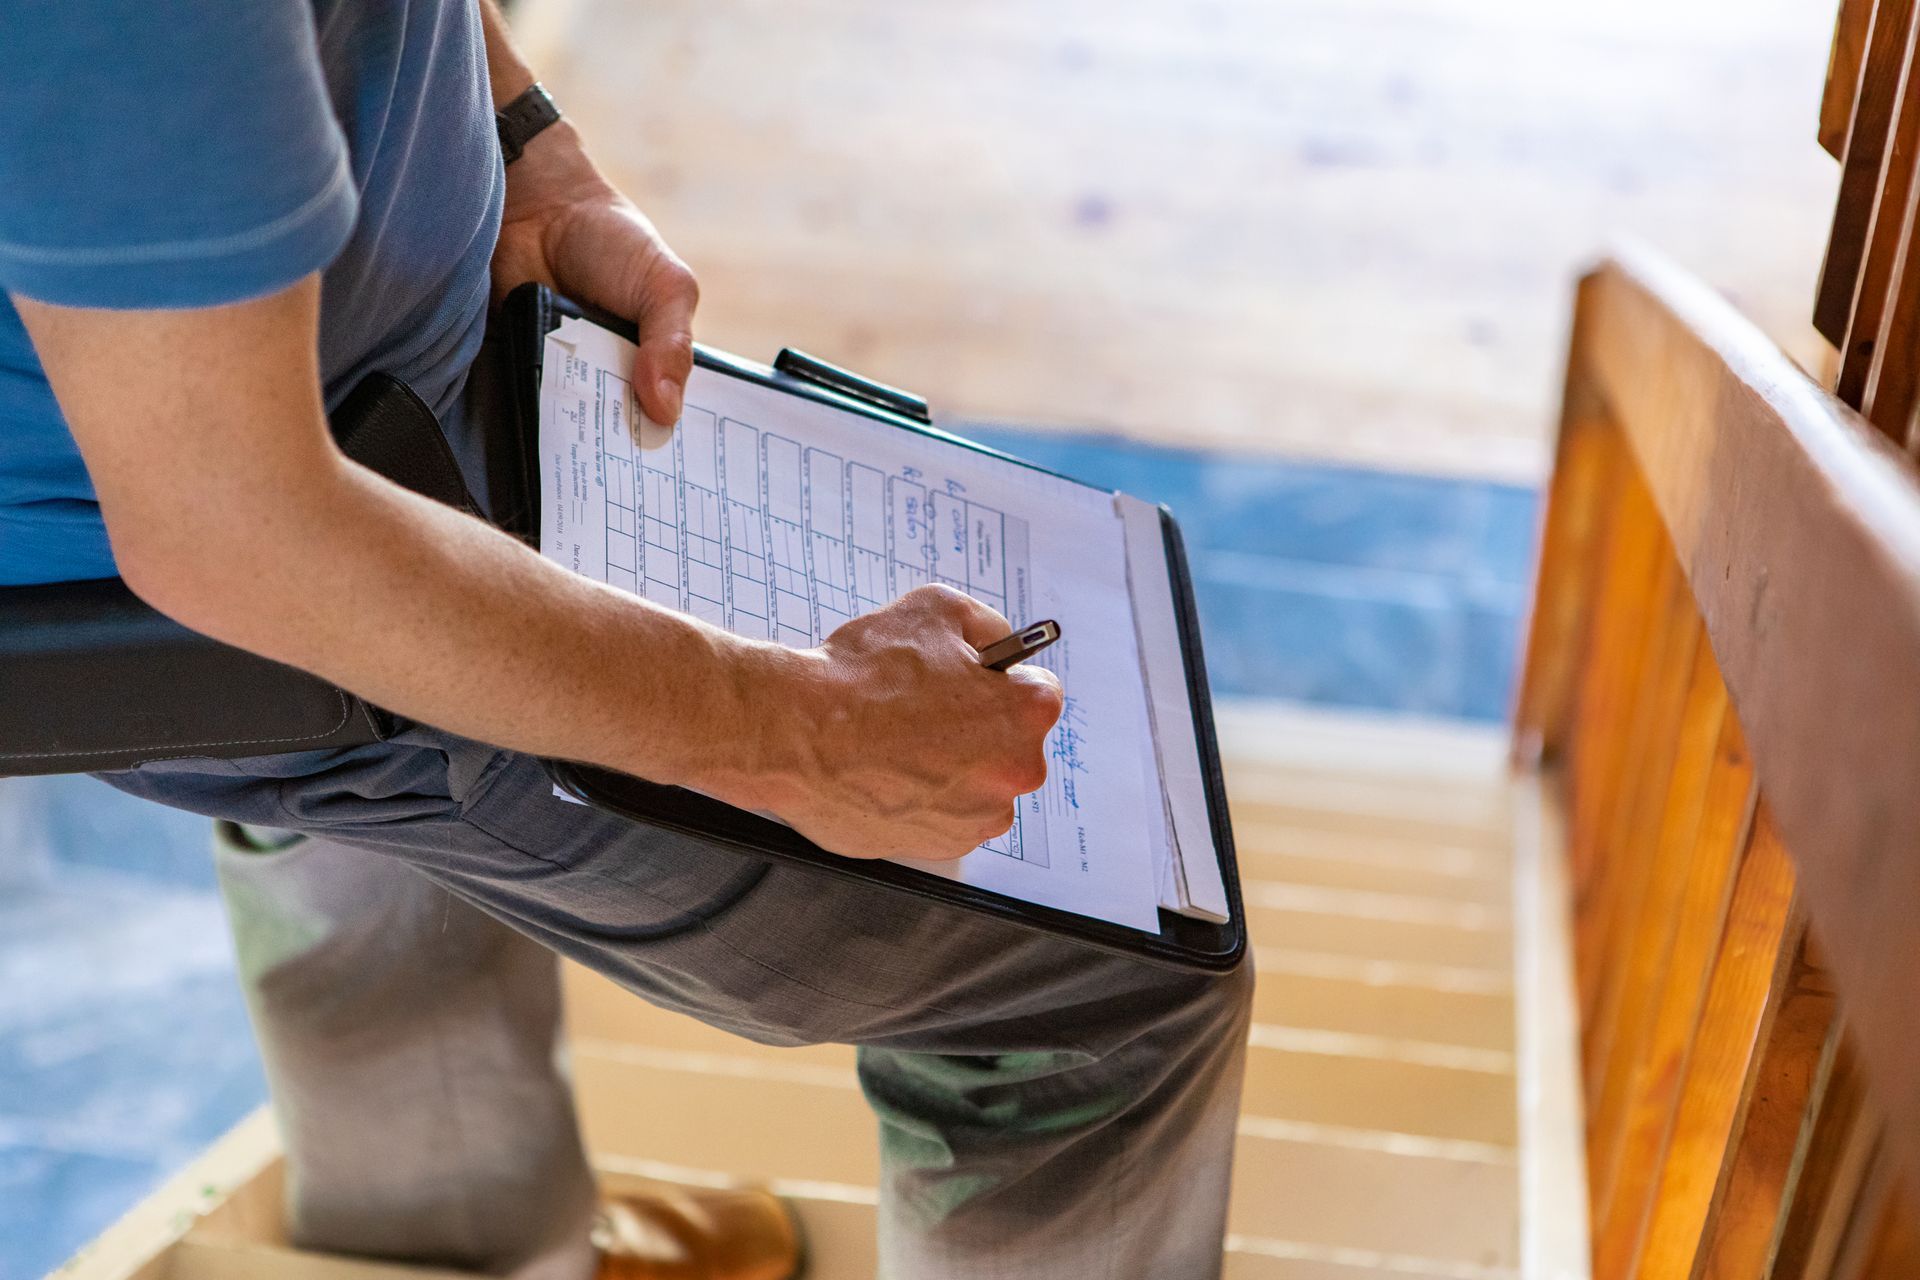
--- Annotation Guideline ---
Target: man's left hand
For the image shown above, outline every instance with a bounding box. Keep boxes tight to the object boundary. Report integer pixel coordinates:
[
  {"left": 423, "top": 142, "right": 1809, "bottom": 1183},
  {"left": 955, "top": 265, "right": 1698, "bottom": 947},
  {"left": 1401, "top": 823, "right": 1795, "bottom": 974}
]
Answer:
[{"left": 491, "top": 120, "right": 698, "bottom": 429}]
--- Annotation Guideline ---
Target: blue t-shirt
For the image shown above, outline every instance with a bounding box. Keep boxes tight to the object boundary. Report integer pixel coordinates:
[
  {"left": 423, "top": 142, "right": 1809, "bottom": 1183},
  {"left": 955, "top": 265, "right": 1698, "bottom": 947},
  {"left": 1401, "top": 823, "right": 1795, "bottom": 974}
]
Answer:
[{"left": 0, "top": 0, "right": 504, "bottom": 585}]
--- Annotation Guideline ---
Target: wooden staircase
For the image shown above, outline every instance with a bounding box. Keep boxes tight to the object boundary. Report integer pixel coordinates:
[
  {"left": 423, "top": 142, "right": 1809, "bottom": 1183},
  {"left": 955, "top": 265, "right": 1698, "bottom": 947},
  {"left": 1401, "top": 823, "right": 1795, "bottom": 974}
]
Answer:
[
  {"left": 56, "top": 6, "right": 1920, "bottom": 1276},
  {"left": 65, "top": 232, "right": 1920, "bottom": 1279},
  {"left": 58, "top": 700, "right": 1570, "bottom": 1280}
]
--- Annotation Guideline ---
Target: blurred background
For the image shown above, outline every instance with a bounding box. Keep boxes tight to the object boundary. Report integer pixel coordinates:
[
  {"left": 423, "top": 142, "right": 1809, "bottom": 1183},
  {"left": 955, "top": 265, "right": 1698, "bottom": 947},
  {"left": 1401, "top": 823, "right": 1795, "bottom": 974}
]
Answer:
[{"left": 2, "top": 0, "right": 1842, "bottom": 1273}]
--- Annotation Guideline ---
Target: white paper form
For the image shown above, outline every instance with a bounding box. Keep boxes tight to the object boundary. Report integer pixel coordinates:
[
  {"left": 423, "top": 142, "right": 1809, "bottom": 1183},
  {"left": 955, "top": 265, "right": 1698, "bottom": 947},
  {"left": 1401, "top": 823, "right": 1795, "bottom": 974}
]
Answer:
[{"left": 539, "top": 318, "right": 1167, "bottom": 933}]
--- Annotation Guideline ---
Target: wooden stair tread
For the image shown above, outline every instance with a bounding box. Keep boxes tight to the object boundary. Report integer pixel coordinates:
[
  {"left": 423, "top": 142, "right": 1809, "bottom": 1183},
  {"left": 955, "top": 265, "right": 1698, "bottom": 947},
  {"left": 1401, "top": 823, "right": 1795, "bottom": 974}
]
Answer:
[
  {"left": 1252, "top": 970, "right": 1514, "bottom": 1052},
  {"left": 1237, "top": 847, "right": 1512, "bottom": 907},
  {"left": 593, "top": 1169, "right": 1515, "bottom": 1280},
  {"left": 1245, "top": 905, "right": 1513, "bottom": 972},
  {"left": 574, "top": 1047, "right": 1517, "bottom": 1268},
  {"left": 1230, "top": 814, "right": 1513, "bottom": 882}
]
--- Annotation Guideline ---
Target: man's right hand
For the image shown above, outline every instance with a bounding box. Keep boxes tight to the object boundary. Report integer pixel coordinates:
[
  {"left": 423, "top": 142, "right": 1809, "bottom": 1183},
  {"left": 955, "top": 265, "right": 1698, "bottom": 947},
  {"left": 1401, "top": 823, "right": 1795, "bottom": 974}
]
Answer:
[{"left": 727, "top": 586, "right": 1066, "bottom": 863}]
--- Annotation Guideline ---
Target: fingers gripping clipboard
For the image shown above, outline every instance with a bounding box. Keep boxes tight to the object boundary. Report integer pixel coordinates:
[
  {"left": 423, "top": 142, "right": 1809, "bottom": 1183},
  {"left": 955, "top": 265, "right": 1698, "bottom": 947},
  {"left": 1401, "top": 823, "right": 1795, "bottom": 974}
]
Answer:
[{"left": 496, "top": 284, "right": 1244, "bottom": 972}]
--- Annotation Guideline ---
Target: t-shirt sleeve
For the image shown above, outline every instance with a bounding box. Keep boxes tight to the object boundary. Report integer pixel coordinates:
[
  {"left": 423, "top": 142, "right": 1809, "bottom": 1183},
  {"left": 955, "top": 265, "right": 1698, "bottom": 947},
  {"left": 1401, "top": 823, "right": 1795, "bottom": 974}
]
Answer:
[{"left": 0, "top": 0, "right": 358, "bottom": 308}]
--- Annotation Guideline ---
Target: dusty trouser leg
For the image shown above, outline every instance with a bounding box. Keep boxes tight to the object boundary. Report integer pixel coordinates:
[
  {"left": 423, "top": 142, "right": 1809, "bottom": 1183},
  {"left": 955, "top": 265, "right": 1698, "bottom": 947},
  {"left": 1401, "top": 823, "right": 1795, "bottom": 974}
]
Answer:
[
  {"left": 116, "top": 736, "right": 1254, "bottom": 1279},
  {"left": 418, "top": 755, "right": 1258, "bottom": 1280},
  {"left": 214, "top": 825, "right": 598, "bottom": 1279},
  {"left": 857, "top": 957, "right": 1253, "bottom": 1279}
]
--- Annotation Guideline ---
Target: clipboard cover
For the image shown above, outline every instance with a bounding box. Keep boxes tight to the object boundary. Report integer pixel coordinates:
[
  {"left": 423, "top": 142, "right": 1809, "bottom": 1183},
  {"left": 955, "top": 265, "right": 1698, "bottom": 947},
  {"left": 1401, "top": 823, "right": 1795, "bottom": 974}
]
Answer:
[{"left": 499, "top": 284, "right": 1245, "bottom": 972}]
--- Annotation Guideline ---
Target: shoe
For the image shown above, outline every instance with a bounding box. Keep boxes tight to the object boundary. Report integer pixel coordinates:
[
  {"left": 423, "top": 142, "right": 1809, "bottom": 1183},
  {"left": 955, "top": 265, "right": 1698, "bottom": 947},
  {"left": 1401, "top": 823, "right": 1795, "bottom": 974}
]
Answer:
[{"left": 592, "top": 1186, "right": 803, "bottom": 1280}]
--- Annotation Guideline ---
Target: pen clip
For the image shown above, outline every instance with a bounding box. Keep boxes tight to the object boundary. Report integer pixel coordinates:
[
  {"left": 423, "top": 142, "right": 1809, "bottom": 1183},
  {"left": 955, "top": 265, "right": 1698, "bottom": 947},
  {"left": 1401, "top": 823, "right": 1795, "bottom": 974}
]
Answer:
[
  {"left": 773, "top": 348, "right": 933, "bottom": 425},
  {"left": 978, "top": 620, "right": 1062, "bottom": 671}
]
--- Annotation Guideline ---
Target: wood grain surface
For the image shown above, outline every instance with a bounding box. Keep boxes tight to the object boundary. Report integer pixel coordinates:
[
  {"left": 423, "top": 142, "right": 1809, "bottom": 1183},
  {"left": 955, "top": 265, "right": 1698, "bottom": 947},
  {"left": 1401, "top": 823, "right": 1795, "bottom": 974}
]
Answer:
[
  {"left": 1571, "top": 239, "right": 1920, "bottom": 1241},
  {"left": 518, "top": 0, "right": 1840, "bottom": 480}
]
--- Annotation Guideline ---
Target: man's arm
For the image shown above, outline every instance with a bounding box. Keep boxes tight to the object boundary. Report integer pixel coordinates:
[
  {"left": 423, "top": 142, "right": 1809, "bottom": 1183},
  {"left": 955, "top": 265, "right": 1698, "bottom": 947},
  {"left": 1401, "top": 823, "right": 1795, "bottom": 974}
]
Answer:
[{"left": 16, "top": 277, "right": 1059, "bottom": 862}]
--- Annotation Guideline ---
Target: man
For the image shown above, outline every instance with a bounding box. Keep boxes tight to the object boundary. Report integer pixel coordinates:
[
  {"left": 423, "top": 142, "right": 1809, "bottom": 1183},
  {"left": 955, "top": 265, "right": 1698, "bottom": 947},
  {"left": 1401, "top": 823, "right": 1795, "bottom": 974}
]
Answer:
[{"left": 1, "top": 3, "right": 1252, "bottom": 1277}]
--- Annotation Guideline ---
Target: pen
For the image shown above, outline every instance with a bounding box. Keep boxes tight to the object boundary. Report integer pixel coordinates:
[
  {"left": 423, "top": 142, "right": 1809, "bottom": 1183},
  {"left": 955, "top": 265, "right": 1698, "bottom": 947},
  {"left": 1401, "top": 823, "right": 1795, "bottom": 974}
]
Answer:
[{"left": 977, "top": 620, "right": 1062, "bottom": 671}]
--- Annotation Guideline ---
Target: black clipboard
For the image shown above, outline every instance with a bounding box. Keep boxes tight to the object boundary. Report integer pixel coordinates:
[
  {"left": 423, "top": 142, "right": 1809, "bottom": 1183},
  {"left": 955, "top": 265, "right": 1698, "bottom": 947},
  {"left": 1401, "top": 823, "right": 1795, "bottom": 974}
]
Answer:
[{"left": 498, "top": 284, "right": 1245, "bottom": 972}]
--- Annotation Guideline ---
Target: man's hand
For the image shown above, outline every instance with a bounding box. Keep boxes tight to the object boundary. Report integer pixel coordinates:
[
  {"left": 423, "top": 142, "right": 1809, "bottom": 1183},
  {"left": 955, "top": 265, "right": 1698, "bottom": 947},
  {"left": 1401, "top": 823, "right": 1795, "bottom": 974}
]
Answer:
[
  {"left": 489, "top": 122, "right": 698, "bottom": 431},
  {"left": 729, "top": 587, "right": 1067, "bottom": 863}
]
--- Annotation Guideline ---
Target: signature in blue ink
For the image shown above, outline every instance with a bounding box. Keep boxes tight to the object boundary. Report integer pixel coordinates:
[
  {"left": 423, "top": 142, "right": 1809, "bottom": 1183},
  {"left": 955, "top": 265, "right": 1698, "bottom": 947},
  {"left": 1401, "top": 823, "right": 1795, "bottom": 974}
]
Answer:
[{"left": 1048, "top": 695, "right": 1090, "bottom": 811}]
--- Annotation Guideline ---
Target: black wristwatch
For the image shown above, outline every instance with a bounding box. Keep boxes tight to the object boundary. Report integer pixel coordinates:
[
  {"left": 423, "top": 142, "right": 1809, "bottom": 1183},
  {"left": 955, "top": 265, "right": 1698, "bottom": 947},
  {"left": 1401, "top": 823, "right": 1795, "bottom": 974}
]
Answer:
[{"left": 496, "top": 82, "right": 563, "bottom": 165}]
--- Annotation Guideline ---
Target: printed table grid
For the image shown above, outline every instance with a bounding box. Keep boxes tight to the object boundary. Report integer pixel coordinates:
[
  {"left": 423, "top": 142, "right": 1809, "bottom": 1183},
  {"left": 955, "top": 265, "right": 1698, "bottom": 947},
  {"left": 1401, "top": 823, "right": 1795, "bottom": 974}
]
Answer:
[{"left": 603, "top": 394, "right": 1045, "bottom": 864}]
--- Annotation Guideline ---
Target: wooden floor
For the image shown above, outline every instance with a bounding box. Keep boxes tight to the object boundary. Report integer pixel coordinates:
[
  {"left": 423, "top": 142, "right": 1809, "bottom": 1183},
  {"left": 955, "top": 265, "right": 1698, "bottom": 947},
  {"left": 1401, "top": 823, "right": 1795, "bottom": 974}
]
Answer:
[
  {"left": 64, "top": 702, "right": 1582, "bottom": 1280},
  {"left": 515, "top": 0, "right": 1839, "bottom": 481},
  {"left": 566, "top": 703, "right": 1525, "bottom": 1279}
]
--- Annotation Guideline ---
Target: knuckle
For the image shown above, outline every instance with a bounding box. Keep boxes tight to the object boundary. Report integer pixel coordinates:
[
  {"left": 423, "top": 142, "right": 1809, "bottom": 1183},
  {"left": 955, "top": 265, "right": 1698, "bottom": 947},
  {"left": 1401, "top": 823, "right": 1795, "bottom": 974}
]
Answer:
[
  {"left": 878, "top": 589, "right": 920, "bottom": 622},
  {"left": 659, "top": 336, "right": 695, "bottom": 376},
  {"left": 653, "top": 251, "right": 697, "bottom": 293},
  {"left": 1032, "top": 677, "right": 1066, "bottom": 718},
  {"left": 1013, "top": 672, "right": 1065, "bottom": 723},
  {"left": 913, "top": 583, "right": 971, "bottom": 622}
]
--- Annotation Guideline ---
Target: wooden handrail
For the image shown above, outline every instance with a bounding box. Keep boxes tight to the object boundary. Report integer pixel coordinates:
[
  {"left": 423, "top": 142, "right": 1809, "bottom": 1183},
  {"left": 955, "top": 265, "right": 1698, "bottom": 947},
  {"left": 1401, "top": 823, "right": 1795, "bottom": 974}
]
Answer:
[{"left": 1525, "top": 240, "right": 1920, "bottom": 1248}]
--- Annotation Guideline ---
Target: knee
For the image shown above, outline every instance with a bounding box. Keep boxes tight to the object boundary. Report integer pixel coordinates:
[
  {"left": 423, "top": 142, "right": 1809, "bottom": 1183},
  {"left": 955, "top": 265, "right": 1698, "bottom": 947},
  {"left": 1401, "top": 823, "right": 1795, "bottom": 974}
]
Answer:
[{"left": 1111, "top": 950, "right": 1255, "bottom": 1056}]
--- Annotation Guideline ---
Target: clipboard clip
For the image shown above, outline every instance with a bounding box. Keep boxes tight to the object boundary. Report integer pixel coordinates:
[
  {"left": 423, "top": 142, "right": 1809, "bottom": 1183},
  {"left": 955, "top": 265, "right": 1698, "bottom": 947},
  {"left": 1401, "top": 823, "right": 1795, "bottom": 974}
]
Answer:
[{"left": 774, "top": 348, "right": 933, "bottom": 425}]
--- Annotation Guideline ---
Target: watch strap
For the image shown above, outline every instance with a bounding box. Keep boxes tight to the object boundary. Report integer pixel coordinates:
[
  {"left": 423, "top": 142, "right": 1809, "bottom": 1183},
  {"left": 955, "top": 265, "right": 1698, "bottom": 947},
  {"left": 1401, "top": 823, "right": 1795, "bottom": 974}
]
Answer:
[{"left": 496, "top": 83, "right": 562, "bottom": 165}]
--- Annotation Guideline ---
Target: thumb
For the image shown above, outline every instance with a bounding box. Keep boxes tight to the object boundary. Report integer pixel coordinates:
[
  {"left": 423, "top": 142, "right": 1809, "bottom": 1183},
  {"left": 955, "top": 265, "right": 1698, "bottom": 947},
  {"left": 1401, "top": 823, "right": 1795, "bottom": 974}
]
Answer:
[{"left": 629, "top": 254, "right": 700, "bottom": 429}]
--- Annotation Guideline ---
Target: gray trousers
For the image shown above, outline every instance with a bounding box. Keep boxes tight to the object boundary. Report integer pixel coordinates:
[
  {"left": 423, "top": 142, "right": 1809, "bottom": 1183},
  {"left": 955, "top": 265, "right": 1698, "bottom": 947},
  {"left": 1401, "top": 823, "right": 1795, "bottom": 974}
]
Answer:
[{"left": 110, "top": 728, "right": 1252, "bottom": 1278}]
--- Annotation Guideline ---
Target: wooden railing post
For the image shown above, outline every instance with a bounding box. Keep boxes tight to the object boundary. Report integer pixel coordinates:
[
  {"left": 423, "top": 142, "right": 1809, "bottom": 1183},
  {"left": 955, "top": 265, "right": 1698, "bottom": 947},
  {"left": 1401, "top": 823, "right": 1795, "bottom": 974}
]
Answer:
[
  {"left": 1629, "top": 811, "right": 1801, "bottom": 1278},
  {"left": 1773, "top": 1043, "right": 1875, "bottom": 1279},
  {"left": 1817, "top": 0, "right": 1918, "bottom": 346},
  {"left": 1836, "top": 0, "right": 1920, "bottom": 410},
  {"left": 1694, "top": 932, "right": 1840, "bottom": 1278},
  {"left": 1587, "top": 677, "right": 1756, "bottom": 1266},
  {"left": 1823, "top": 0, "right": 1878, "bottom": 160}
]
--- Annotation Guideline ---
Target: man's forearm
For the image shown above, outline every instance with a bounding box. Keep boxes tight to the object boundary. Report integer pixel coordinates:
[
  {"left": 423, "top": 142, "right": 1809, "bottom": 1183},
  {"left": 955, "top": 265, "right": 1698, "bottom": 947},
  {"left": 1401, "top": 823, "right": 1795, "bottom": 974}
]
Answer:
[
  {"left": 478, "top": 1, "right": 538, "bottom": 108},
  {"left": 183, "top": 453, "right": 816, "bottom": 805}
]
